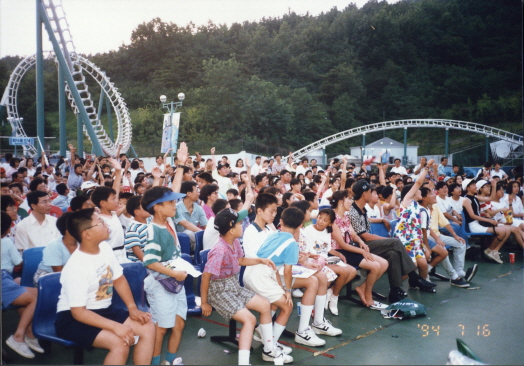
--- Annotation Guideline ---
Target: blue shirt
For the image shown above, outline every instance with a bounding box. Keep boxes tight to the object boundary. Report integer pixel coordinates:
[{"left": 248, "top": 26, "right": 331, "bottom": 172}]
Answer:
[
  {"left": 256, "top": 231, "right": 299, "bottom": 267},
  {"left": 37, "top": 237, "right": 76, "bottom": 273},
  {"left": 52, "top": 195, "right": 70, "bottom": 212},
  {"left": 174, "top": 201, "right": 208, "bottom": 232},
  {"left": 1, "top": 237, "right": 22, "bottom": 273}
]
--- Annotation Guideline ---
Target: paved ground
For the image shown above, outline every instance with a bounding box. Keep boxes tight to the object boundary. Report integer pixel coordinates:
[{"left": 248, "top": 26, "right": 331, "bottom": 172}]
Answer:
[{"left": 2, "top": 241, "right": 523, "bottom": 365}]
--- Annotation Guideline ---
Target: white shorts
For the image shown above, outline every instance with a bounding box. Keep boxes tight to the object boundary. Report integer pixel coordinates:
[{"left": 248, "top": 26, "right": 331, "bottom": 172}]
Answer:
[
  {"left": 243, "top": 264, "right": 284, "bottom": 304},
  {"left": 511, "top": 218, "right": 524, "bottom": 228},
  {"left": 468, "top": 221, "right": 489, "bottom": 233},
  {"left": 144, "top": 273, "right": 187, "bottom": 328}
]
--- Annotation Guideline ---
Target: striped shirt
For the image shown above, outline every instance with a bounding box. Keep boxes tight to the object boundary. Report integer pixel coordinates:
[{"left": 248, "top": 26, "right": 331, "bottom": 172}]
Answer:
[
  {"left": 142, "top": 218, "right": 181, "bottom": 270},
  {"left": 124, "top": 220, "right": 149, "bottom": 262}
]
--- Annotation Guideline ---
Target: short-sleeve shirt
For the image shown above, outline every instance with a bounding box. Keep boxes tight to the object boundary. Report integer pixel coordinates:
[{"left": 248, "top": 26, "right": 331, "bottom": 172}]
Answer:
[
  {"left": 142, "top": 218, "right": 181, "bottom": 270},
  {"left": 204, "top": 237, "right": 244, "bottom": 280},
  {"left": 1, "top": 237, "right": 22, "bottom": 273},
  {"left": 349, "top": 202, "right": 371, "bottom": 236},
  {"left": 242, "top": 222, "right": 274, "bottom": 258},
  {"left": 303, "top": 225, "right": 332, "bottom": 258},
  {"left": 37, "top": 237, "right": 76, "bottom": 272},
  {"left": 56, "top": 241, "right": 123, "bottom": 312},
  {"left": 174, "top": 201, "right": 208, "bottom": 232},
  {"left": 124, "top": 220, "right": 149, "bottom": 262},
  {"left": 446, "top": 196, "right": 464, "bottom": 214},
  {"left": 256, "top": 231, "right": 299, "bottom": 267}
]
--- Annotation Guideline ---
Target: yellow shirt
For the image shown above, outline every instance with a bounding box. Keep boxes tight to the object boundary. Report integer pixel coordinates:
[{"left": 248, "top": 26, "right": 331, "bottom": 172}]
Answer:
[{"left": 428, "top": 204, "right": 450, "bottom": 238}]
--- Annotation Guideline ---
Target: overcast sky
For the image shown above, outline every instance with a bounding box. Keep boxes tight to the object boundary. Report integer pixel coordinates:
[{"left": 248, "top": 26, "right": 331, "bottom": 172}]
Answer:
[{"left": 0, "top": 0, "right": 399, "bottom": 58}]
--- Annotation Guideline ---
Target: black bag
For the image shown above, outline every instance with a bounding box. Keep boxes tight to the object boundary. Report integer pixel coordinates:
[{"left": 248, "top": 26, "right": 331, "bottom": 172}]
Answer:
[{"left": 345, "top": 230, "right": 359, "bottom": 248}]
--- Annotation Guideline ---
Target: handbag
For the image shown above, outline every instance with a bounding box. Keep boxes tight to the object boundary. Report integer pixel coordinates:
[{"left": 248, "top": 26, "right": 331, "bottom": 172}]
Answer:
[{"left": 344, "top": 230, "right": 359, "bottom": 248}]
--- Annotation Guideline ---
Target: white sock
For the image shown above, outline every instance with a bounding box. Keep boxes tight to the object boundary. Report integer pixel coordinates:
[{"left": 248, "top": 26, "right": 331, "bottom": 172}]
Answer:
[
  {"left": 238, "top": 350, "right": 250, "bottom": 365},
  {"left": 259, "top": 322, "right": 274, "bottom": 352},
  {"left": 298, "top": 304, "right": 314, "bottom": 333},
  {"left": 273, "top": 323, "right": 286, "bottom": 346},
  {"left": 313, "top": 295, "right": 326, "bottom": 325},
  {"left": 427, "top": 264, "right": 433, "bottom": 272},
  {"left": 271, "top": 310, "right": 277, "bottom": 318}
]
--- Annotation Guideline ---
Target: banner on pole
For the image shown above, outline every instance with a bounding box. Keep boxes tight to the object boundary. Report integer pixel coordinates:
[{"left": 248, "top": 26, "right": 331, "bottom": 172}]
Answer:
[
  {"left": 9, "top": 137, "right": 34, "bottom": 146},
  {"left": 160, "top": 112, "right": 181, "bottom": 153}
]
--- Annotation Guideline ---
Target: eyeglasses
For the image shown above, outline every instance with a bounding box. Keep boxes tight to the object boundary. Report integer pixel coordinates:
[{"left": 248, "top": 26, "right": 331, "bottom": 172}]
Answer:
[{"left": 85, "top": 220, "right": 107, "bottom": 230}]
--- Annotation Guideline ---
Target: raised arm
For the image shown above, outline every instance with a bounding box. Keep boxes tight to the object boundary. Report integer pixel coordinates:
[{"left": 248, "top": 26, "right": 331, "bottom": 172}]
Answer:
[
  {"left": 378, "top": 163, "right": 387, "bottom": 186},
  {"left": 108, "top": 157, "right": 122, "bottom": 195},
  {"left": 210, "top": 147, "right": 216, "bottom": 170},
  {"left": 171, "top": 142, "right": 188, "bottom": 193},
  {"left": 86, "top": 156, "right": 97, "bottom": 182},
  {"left": 401, "top": 160, "right": 433, "bottom": 207},
  {"left": 340, "top": 156, "right": 347, "bottom": 190},
  {"left": 68, "top": 144, "right": 76, "bottom": 169}
]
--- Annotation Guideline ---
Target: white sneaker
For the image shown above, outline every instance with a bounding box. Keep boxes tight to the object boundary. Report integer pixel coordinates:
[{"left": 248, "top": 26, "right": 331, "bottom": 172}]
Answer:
[
  {"left": 311, "top": 318, "right": 342, "bottom": 336},
  {"left": 253, "top": 325, "right": 262, "bottom": 342},
  {"left": 24, "top": 336, "right": 44, "bottom": 353},
  {"left": 292, "top": 289, "right": 304, "bottom": 298},
  {"left": 6, "top": 335, "right": 35, "bottom": 359},
  {"left": 276, "top": 342, "right": 292, "bottom": 355},
  {"left": 484, "top": 249, "right": 503, "bottom": 264},
  {"left": 328, "top": 296, "right": 339, "bottom": 316},
  {"left": 262, "top": 348, "right": 293, "bottom": 363},
  {"left": 325, "top": 288, "right": 333, "bottom": 310},
  {"left": 295, "top": 327, "right": 326, "bottom": 347},
  {"left": 162, "top": 358, "right": 183, "bottom": 365}
]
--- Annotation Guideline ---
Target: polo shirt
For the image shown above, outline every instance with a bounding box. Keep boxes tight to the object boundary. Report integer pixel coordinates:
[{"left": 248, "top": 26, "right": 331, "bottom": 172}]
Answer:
[
  {"left": 212, "top": 170, "right": 233, "bottom": 197},
  {"left": 348, "top": 202, "right": 371, "bottom": 236},
  {"left": 271, "top": 162, "right": 287, "bottom": 174},
  {"left": 174, "top": 200, "right": 208, "bottom": 232}
]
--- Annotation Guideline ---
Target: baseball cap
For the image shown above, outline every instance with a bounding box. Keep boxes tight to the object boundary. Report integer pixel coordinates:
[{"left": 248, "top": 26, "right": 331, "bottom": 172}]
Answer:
[
  {"left": 352, "top": 180, "right": 371, "bottom": 196},
  {"left": 475, "top": 180, "right": 489, "bottom": 191},
  {"left": 462, "top": 178, "right": 475, "bottom": 191},
  {"left": 81, "top": 181, "right": 100, "bottom": 190},
  {"left": 214, "top": 208, "right": 248, "bottom": 236}
]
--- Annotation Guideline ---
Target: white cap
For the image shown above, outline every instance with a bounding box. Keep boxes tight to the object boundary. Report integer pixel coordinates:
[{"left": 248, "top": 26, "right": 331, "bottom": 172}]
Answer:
[
  {"left": 81, "top": 181, "right": 100, "bottom": 190},
  {"left": 462, "top": 178, "right": 475, "bottom": 191},
  {"left": 475, "top": 180, "right": 489, "bottom": 191}
]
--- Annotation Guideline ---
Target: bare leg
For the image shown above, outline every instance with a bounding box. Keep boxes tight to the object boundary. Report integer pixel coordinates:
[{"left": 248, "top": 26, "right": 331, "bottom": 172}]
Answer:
[
  {"left": 292, "top": 276, "right": 318, "bottom": 306},
  {"left": 123, "top": 317, "right": 155, "bottom": 365},
  {"left": 167, "top": 315, "right": 185, "bottom": 354},
  {"left": 272, "top": 295, "right": 293, "bottom": 328},
  {"left": 313, "top": 272, "right": 328, "bottom": 296},
  {"left": 326, "top": 264, "right": 354, "bottom": 297},
  {"left": 153, "top": 325, "right": 167, "bottom": 359},
  {"left": 416, "top": 257, "right": 428, "bottom": 279},
  {"left": 357, "top": 257, "right": 382, "bottom": 306},
  {"left": 429, "top": 245, "right": 448, "bottom": 267},
  {"left": 232, "top": 308, "right": 257, "bottom": 351},
  {"left": 11, "top": 288, "right": 37, "bottom": 342},
  {"left": 92, "top": 330, "right": 130, "bottom": 365},
  {"left": 488, "top": 226, "right": 511, "bottom": 251}
]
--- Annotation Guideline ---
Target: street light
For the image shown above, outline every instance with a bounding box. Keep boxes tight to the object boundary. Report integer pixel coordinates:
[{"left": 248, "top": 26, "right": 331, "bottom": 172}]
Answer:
[{"left": 160, "top": 93, "right": 185, "bottom": 165}]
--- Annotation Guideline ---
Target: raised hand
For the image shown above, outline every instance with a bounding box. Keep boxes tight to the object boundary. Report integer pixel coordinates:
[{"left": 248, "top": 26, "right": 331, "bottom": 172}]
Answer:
[
  {"left": 108, "top": 157, "right": 122, "bottom": 171},
  {"left": 210, "top": 147, "right": 215, "bottom": 155},
  {"left": 177, "top": 142, "right": 188, "bottom": 164}
]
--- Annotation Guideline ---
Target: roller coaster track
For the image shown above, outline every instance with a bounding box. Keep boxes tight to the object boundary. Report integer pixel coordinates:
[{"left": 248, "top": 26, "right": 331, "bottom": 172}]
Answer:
[
  {"left": 0, "top": 0, "right": 131, "bottom": 157},
  {"left": 292, "top": 119, "right": 523, "bottom": 159}
]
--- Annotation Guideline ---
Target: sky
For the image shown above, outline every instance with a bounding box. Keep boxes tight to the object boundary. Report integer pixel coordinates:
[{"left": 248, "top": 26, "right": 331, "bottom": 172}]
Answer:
[{"left": 0, "top": 0, "right": 399, "bottom": 58}]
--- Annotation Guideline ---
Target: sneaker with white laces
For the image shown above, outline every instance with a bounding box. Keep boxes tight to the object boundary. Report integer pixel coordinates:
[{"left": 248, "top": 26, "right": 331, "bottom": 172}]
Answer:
[
  {"left": 292, "top": 289, "right": 304, "bottom": 298},
  {"left": 253, "top": 325, "right": 262, "bottom": 342},
  {"left": 161, "top": 357, "right": 184, "bottom": 365},
  {"left": 276, "top": 342, "right": 292, "bottom": 355},
  {"left": 6, "top": 335, "right": 35, "bottom": 359},
  {"left": 262, "top": 348, "right": 293, "bottom": 363},
  {"left": 24, "top": 336, "right": 44, "bottom": 353},
  {"left": 311, "top": 318, "right": 342, "bottom": 336},
  {"left": 484, "top": 249, "right": 503, "bottom": 264},
  {"left": 295, "top": 327, "right": 326, "bottom": 347},
  {"left": 464, "top": 264, "right": 478, "bottom": 282}
]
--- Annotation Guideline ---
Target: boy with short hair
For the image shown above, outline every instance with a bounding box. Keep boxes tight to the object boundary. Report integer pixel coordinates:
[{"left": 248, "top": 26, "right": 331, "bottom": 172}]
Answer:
[
  {"left": 55, "top": 208, "right": 155, "bottom": 365},
  {"left": 124, "top": 196, "right": 151, "bottom": 262},
  {"left": 52, "top": 183, "right": 71, "bottom": 212}
]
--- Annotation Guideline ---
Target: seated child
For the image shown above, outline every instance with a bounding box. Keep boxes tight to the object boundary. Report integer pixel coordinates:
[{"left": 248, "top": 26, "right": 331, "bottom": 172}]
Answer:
[
  {"left": 141, "top": 187, "right": 188, "bottom": 365},
  {"left": 201, "top": 208, "right": 275, "bottom": 365},
  {"left": 52, "top": 183, "right": 71, "bottom": 212},
  {"left": 33, "top": 212, "right": 77, "bottom": 285},
  {"left": 55, "top": 208, "right": 155, "bottom": 365},
  {"left": 2, "top": 212, "right": 44, "bottom": 358},
  {"left": 124, "top": 196, "right": 150, "bottom": 262}
]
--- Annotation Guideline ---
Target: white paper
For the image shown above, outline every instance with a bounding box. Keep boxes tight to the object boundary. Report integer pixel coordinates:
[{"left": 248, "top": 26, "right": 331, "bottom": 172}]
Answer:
[
  {"left": 278, "top": 265, "right": 317, "bottom": 278},
  {"left": 167, "top": 257, "right": 202, "bottom": 277}
]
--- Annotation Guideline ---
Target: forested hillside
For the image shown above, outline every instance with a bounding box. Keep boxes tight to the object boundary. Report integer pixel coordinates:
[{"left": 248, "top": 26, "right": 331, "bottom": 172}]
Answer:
[{"left": 1, "top": 0, "right": 521, "bottom": 156}]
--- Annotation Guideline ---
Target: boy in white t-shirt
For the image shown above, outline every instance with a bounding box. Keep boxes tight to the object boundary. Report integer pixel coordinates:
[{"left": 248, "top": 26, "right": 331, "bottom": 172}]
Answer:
[{"left": 55, "top": 208, "right": 155, "bottom": 365}]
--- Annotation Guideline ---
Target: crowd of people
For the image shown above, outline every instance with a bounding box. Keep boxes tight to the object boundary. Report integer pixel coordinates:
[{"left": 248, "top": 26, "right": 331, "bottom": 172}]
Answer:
[{"left": 1, "top": 144, "right": 523, "bottom": 365}]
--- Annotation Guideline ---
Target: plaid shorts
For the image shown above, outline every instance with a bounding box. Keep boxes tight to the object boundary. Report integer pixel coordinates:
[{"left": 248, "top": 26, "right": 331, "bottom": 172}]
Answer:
[{"left": 208, "top": 275, "right": 255, "bottom": 321}]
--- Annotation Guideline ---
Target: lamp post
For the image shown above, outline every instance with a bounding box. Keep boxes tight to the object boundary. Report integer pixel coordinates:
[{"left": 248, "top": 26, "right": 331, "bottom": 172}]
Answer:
[{"left": 160, "top": 93, "right": 185, "bottom": 166}]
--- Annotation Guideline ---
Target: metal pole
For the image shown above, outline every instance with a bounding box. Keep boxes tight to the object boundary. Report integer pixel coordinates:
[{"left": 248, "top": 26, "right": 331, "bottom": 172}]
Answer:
[
  {"left": 77, "top": 115, "right": 83, "bottom": 156},
  {"left": 362, "top": 133, "right": 366, "bottom": 158},
  {"left": 106, "top": 94, "right": 114, "bottom": 142},
  {"left": 485, "top": 136, "right": 489, "bottom": 162},
  {"left": 445, "top": 128, "right": 449, "bottom": 158},
  {"left": 403, "top": 127, "right": 407, "bottom": 165},
  {"left": 36, "top": 0, "right": 45, "bottom": 157},
  {"left": 58, "top": 65, "right": 67, "bottom": 157}
]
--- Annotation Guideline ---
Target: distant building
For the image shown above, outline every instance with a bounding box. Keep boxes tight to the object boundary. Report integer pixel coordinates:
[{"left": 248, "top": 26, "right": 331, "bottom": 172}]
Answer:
[{"left": 350, "top": 137, "right": 419, "bottom": 165}]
